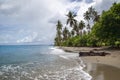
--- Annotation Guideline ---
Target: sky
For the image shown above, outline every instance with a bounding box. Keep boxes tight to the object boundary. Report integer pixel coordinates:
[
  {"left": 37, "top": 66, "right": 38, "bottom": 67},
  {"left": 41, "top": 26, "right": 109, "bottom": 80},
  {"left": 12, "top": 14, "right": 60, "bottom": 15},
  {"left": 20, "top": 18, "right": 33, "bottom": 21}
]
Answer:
[{"left": 0, "top": 0, "right": 120, "bottom": 45}]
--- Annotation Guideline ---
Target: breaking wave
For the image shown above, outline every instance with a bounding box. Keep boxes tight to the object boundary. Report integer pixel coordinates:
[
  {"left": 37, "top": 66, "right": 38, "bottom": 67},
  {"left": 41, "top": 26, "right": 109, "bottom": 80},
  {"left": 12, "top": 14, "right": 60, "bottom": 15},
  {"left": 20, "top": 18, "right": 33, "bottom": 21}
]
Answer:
[{"left": 0, "top": 46, "right": 92, "bottom": 80}]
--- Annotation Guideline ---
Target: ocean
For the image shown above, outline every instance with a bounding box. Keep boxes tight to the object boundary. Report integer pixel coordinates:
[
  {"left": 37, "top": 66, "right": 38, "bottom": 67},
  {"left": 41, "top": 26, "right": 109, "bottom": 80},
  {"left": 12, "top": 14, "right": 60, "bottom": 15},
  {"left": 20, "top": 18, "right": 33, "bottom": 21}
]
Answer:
[{"left": 0, "top": 45, "right": 92, "bottom": 80}]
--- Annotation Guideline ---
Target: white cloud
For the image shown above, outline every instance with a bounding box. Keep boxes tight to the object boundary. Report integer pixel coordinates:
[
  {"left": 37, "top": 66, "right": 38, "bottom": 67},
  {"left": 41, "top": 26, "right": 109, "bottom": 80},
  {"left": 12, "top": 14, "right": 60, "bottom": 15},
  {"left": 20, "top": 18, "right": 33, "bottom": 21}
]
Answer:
[
  {"left": 17, "top": 32, "right": 37, "bottom": 43},
  {"left": 0, "top": 0, "right": 120, "bottom": 44}
]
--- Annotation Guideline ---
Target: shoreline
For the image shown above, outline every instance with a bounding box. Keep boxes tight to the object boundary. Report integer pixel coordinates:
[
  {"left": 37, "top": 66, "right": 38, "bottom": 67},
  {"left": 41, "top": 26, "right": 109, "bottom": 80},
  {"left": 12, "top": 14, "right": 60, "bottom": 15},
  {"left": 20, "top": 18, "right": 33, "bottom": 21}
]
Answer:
[
  {"left": 60, "top": 47, "right": 120, "bottom": 80},
  {"left": 60, "top": 47, "right": 120, "bottom": 69}
]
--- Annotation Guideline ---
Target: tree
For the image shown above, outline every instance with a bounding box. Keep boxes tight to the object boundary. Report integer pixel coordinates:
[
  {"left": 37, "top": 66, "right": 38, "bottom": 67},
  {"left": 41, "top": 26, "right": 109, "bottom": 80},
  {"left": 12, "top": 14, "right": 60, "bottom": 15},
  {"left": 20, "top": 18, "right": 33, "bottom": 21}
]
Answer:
[
  {"left": 78, "top": 20, "right": 85, "bottom": 35},
  {"left": 92, "top": 11, "right": 100, "bottom": 22},
  {"left": 66, "top": 11, "right": 77, "bottom": 27},
  {"left": 56, "top": 20, "right": 62, "bottom": 30},
  {"left": 63, "top": 27, "right": 69, "bottom": 41},
  {"left": 84, "top": 11, "right": 90, "bottom": 25},
  {"left": 54, "top": 20, "right": 63, "bottom": 46},
  {"left": 92, "top": 3, "right": 120, "bottom": 47},
  {"left": 88, "top": 6, "right": 99, "bottom": 22},
  {"left": 73, "top": 23, "right": 79, "bottom": 36},
  {"left": 54, "top": 3, "right": 120, "bottom": 47},
  {"left": 84, "top": 6, "right": 99, "bottom": 33},
  {"left": 71, "top": 29, "right": 75, "bottom": 37}
]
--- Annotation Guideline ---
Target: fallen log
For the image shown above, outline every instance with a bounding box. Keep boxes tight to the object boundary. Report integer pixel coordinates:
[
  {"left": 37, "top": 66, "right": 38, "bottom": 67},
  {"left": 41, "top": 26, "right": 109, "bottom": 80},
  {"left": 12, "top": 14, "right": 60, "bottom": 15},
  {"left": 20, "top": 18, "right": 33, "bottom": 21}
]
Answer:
[{"left": 79, "top": 51, "right": 110, "bottom": 57}]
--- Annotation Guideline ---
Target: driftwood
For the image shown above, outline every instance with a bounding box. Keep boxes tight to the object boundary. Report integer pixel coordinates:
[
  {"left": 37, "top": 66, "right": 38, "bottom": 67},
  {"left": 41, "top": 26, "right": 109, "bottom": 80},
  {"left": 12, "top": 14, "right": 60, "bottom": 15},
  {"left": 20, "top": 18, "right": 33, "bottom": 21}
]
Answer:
[{"left": 79, "top": 51, "right": 110, "bottom": 57}]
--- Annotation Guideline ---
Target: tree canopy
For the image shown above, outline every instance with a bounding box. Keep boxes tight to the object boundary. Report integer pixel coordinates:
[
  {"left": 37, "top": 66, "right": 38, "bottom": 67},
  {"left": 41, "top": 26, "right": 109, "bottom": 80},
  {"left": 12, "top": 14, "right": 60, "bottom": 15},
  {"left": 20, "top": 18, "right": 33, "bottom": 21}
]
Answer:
[
  {"left": 54, "top": 2, "right": 120, "bottom": 48},
  {"left": 92, "top": 3, "right": 120, "bottom": 46}
]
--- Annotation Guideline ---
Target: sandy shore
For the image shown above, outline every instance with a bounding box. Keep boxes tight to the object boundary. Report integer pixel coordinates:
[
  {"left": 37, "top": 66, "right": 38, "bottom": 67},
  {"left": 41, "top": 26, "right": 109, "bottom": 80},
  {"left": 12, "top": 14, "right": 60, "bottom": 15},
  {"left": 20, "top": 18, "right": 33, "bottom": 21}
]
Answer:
[
  {"left": 61, "top": 47, "right": 120, "bottom": 80},
  {"left": 61, "top": 47, "right": 120, "bottom": 68}
]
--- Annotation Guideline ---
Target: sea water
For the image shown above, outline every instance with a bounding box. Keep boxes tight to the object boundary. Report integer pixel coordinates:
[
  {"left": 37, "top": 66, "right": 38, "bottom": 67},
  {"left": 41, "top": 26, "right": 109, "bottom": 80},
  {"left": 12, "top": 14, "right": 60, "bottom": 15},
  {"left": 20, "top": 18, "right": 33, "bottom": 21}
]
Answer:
[{"left": 0, "top": 45, "right": 92, "bottom": 80}]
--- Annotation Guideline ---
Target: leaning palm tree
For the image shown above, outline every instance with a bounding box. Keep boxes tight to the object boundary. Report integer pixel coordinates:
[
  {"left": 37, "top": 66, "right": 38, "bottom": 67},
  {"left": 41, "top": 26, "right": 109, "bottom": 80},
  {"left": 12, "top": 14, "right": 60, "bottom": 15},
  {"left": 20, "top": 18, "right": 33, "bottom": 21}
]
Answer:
[
  {"left": 66, "top": 11, "right": 77, "bottom": 27},
  {"left": 78, "top": 20, "right": 85, "bottom": 35}
]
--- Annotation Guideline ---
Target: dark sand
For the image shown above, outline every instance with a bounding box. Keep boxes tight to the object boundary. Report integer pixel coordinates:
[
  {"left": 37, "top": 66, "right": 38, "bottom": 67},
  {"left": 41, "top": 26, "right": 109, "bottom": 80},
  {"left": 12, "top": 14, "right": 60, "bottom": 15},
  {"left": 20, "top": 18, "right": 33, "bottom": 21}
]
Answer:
[
  {"left": 61, "top": 47, "right": 120, "bottom": 80},
  {"left": 84, "top": 63, "right": 120, "bottom": 80}
]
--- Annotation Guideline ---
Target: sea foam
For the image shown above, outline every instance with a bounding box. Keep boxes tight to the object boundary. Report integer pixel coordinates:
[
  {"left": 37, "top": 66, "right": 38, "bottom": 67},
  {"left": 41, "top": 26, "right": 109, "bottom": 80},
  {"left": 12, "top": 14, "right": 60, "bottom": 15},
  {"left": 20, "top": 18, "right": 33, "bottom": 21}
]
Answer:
[{"left": 0, "top": 46, "right": 92, "bottom": 80}]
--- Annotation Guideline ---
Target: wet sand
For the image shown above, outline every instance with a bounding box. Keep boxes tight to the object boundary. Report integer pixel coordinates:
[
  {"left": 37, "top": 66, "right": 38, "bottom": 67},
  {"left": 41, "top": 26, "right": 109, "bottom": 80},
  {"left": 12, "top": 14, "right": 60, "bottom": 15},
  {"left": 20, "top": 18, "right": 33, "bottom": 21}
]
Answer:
[
  {"left": 85, "top": 63, "right": 120, "bottom": 80},
  {"left": 61, "top": 47, "right": 120, "bottom": 80}
]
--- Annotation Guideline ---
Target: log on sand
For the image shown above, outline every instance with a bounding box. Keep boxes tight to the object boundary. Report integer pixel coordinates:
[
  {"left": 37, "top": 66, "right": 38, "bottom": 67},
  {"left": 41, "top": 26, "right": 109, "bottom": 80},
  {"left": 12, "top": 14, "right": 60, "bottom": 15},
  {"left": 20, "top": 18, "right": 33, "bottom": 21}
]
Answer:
[{"left": 79, "top": 51, "right": 110, "bottom": 57}]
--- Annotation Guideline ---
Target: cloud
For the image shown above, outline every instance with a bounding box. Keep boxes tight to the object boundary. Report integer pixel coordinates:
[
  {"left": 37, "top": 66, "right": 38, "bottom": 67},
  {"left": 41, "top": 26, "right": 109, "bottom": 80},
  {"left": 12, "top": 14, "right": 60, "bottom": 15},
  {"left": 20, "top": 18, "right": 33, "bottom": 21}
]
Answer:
[
  {"left": 16, "top": 32, "right": 37, "bottom": 43},
  {"left": 0, "top": 0, "right": 120, "bottom": 44}
]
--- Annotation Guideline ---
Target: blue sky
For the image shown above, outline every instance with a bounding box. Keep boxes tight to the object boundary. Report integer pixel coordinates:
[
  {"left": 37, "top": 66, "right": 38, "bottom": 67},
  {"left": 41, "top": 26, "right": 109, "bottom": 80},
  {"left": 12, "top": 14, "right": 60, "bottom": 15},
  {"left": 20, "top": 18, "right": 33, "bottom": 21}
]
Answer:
[{"left": 0, "top": 0, "right": 120, "bottom": 45}]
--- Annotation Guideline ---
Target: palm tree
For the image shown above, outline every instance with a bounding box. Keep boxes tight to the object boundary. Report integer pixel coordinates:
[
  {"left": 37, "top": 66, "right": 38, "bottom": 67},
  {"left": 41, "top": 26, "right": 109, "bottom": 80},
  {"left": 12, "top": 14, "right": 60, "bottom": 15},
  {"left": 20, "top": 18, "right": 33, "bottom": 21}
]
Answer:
[
  {"left": 84, "top": 11, "right": 90, "bottom": 32},
  {"left": 92, "top": 11, "right": 100, "bottom": 22},
  {"left": 88, "top": 6, "right": 95, "bottom": 16},
  {"left": 68, "top": 31, "right": 71, "bottom": 38},
  {"left": 83, "top": 30, "right": 86, "bottom": 35},
  {"left": 84, "top": 11, "right": 90, "bottom": 25},
  {"left": 55, "top": 20, "right": 63, "bottom": 46},
  {"left": 66, "top": 11, "right": 77, "bottom": 27},
  {"left": 88, "top": 6, "right": 100, "bottom": 23},
  {"left": 87, "top": 24, "right": 91, "bottom": 33},
  {"left": 84, "top": 6, "right": 99, "bottom": 33},
  {"left": 71, "top": 29, "right": 75, "bottom": 37},
  {"left": 78, "top": 20, "right": 85, "bottom": 35},
  {"left": 63, "top": 27, "right": 69, "bottom": 41},
  {"left": 73, "top": 22, "right": 79, "bottom": 36},
  {"left": 56, "top": 20, "right": 62, "bottom": 30}
]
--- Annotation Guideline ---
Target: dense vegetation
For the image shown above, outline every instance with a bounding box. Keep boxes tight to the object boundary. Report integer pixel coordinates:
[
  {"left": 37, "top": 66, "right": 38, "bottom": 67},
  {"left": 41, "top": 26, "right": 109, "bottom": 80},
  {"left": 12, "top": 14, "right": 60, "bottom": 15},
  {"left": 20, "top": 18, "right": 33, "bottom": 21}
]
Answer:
[{"left": 54, "top": 2, "right": 120, "bottom": 48}]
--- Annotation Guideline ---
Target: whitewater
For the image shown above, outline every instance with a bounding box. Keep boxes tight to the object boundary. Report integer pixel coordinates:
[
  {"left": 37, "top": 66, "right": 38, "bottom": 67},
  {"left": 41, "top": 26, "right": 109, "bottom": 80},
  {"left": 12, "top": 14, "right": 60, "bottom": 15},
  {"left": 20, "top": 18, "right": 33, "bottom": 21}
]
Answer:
[{"left": 0, "top": 45, "right": 92, "bottom": 80}]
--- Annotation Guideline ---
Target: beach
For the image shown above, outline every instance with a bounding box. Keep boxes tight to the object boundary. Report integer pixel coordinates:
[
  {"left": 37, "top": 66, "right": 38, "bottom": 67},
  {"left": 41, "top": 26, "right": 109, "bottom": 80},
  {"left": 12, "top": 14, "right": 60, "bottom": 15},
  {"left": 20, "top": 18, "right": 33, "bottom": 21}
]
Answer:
[
  {"left": 0, "top": 45, "right": 120, "bottom": 80},
  {"left": 61, "top": 47, "right": 120, "bottom": 80}
]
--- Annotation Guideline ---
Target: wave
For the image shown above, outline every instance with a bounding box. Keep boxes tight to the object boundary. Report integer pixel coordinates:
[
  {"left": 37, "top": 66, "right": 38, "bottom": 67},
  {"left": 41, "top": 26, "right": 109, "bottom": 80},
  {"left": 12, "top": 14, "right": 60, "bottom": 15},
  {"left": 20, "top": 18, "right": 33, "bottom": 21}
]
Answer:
[
  {"left": 0, "top": 63, "right": 92, "bottom": 80},
  {"left": 0, "top": 47, "right": 92, "bottom": 80},
  {"left": 48, "top": 47, "right": 92, "bottom": 80},
  {"left": 49, "top": 47, "right": 66, "bottom": 54}
]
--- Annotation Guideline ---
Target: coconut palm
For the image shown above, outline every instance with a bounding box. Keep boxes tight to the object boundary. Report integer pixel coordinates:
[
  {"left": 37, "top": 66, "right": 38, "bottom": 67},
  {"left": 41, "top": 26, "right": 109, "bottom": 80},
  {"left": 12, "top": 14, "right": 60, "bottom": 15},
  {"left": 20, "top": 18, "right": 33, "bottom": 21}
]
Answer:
[
  {"left": 84, "top": 11, "right": 90, "bottom": 33},
  {"left": 71, "top": 29, "right": 75, "bottom": 37},
  {"left": 78, "top": 20, "right": 85, "bottom": 35},
  {"left": 93, "top": 11, "right": 100, "bottom": 22},
  {"left": 84, "top": 11, "right": 90, "bottom": 25},
  {"left": 88, "top": 6, "right": 100, "bottom": 23},
  {"left": 83, "top": 30, "right": 86, "bottom": 35},
  {"left": 72, "top": 22, "right": 79, "bottom": 36},
  {"left": 88, "top": 6, "right": 95, "bottom": 16},
  {"left": 55, "top": 20, "right": 63, "bottom": 46},
  {"left": 63, "top": 27, "right": 69, "bottom": 41},
  {"left": 84, "top": 6, "right": 99, "bottom": 33},
  {"left": 66, "top": 11, "right": 77, "bottom": 27},
  {"left": 56, "top": 20, "right": 62, "bottom": 30},
  {"left": 87, "top": 24, "right": 91, "bottom": 33}
]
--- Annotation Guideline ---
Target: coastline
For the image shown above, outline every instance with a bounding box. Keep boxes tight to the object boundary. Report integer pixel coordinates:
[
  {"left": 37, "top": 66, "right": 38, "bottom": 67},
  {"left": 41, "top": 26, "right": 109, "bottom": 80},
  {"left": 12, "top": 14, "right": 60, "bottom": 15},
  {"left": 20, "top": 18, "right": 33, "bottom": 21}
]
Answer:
[
  {"left": 60, "top": 47, "right": 120, "bottom": 80},
  {"left": 60, "top": 47, "right": 120, "bottom": 68}
]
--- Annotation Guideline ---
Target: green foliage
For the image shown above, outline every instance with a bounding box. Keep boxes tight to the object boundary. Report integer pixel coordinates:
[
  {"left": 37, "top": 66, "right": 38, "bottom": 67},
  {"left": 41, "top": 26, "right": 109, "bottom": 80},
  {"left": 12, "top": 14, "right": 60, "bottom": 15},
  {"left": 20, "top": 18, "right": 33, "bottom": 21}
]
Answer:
[
  {"left": 61, "top": 36, "right": 80, "bottom": 47},
  {"left": 54, "top": 2, "right": 120, "bottom": 48},
  {"left": 66, "top": 11, "right": 77, "bottom": 27},
  {"left": 92, "top": 3, "right": 120, "bottom": 47},
  {"left": 54, "top": 20, "right": 63, "bottom": 46}
]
